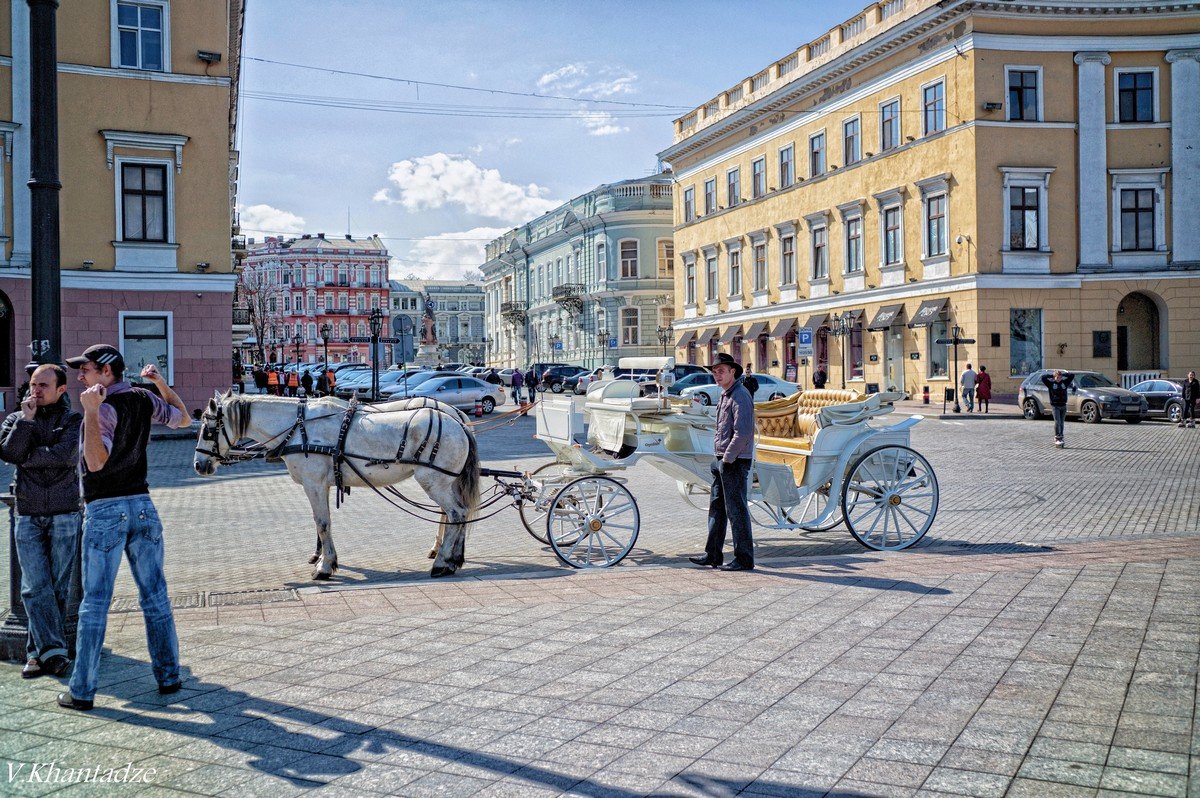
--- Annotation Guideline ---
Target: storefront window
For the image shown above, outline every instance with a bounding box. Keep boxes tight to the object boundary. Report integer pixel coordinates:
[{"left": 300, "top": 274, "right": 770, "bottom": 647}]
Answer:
[
  {"left": 850, "top": 321, "right": 864, "bottom": 379},
  {"left": 1010, "top": 308, "right": 1043, "bottom": 376},
  {"left": 122, "top": 314, "right": 171, "bottom": 384},
  {"left": 928, "top": 318, "right": 948, "bottom": 378}
]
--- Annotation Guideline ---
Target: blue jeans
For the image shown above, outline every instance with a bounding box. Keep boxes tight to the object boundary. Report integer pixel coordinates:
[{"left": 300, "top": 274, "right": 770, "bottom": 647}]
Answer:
[
  {"left": 705, "top": 458, "right": 754, "bottom": 567},
  {"left": 70, "top": 495, "right": 179, "bottom": 701},
  {"left": 962, "top": 388, "right": 975, "bottom": 411},
  {"left": 1052, "top": 405, "right": 1067, "bottom": 440},
  {"left": 15, "top": 512, "right": 81, "bottom": 661}
]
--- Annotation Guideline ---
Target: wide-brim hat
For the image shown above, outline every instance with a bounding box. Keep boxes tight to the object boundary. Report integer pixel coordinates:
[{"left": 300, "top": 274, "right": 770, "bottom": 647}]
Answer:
[
  {"left": 707, "top": 352, "right": 743, "bottom": 378},
  {"left": 66, "top": 344, "right": 124, "bottom": 371}
]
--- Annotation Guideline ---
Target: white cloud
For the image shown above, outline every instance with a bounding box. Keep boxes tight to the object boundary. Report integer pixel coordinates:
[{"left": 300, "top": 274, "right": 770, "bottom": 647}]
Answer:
[
  {"left": 537, "top": 62, "right": 638, "bottom": 99},
  {"left": 393, "top": 226, "right": 508, "bottom": 281},
  {"left": 238, "top": 203, "right": 306, "bottom": 239},
  {"left": 575, "top": 109, "right": 628, "bottom": 137},
  {"left": 374, "top": 153, "right": 556, "bottom": 223}
]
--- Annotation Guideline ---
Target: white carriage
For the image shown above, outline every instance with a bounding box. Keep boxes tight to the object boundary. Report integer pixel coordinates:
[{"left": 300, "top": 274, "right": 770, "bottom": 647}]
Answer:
[{"left": 520, "top": 357, "right": 939, "bottom": 569}]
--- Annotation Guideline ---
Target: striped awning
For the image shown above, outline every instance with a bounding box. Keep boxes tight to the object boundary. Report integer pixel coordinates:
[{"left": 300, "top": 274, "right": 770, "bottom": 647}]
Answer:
[{"left": 718, "top": 325, "right": 744, "bottom": 344}]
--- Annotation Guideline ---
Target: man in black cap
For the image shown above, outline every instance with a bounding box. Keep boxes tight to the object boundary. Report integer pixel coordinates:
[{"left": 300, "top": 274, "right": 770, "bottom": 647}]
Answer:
[
  {"left": 57, "top": 345, "right": 190, "bottom": 711},
  {"left": 690, "top": 352, "right": 756, "bottom": 571}
]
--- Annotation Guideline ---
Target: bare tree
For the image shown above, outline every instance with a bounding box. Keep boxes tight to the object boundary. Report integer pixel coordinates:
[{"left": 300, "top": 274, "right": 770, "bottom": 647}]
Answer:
[{"left": 239, "top": 263, "right": 285, "bottom": 364}]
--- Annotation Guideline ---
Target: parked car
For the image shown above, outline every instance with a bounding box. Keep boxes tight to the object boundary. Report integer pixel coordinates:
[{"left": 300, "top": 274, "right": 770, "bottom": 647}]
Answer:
[
  {"left": 528, "top": 363, "right": 571, "bottom": 383},
  {"left": 333, "top": 369, "right": 374, "bottom": 398},
  {"left": 540, "top": 365, "right": 589, "bottom": 393},
  {"left": 666, "top": 372, "right": 716, "bottom": 396},
  {"left": 1018, "top": 369, "right": 1148, "bottom": 423},
  {"left": 498, "top": 368, "right": 519, "bottom": 387},
  {"left": 407, "top": 375, "right": 505, "bottom": 414},
  {"left": 349, "top": 370, "right": 413, "bottom": 400},
  {"left": 1129, "top": 378, "right": 1188, "bottom": 423},
  {"left": 378, "top": 370, "right": 461, "bottom": 398},
  {"left": 680, "top": 373, "right": 801, "bottom": 406}
]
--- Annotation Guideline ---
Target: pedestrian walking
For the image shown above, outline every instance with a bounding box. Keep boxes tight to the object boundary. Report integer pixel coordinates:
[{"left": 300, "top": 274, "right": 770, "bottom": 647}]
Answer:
[
  {"left": 1180, "top": 370, "right": 1199, "bottom": 428},
  {"left": 59, "top": 345, "right": 190, "bottom": 711},
  {"left": 485, "top": 368, "right": 502, "bottom": 385},
  {"left": 960, "top": 363, "right": 977, "bottom": 412},
  {"left": 285, "top": 370, "right": 299, "bottom": 397},
  {"left": 975, "top": 365, "right": 992, "bottom": 414},
  {"left": 812, "top": 366, "right": 828, "bottom": 390},
  {"left": 689, "top": 353, "right": 756, "bottom": 572},
  {"left": 1042, "top": 369, "right": 1074, "bottom": 448},
  {"left": 326, "top": 369, "right": 337, "bottom": 397},
  {"left": 266, "top": 368, "right": 280, "bottom": 396},
  {"left": 742, "top": 365, "right": 759, "bottom": 398},
  {"left": 0, "top": 364, "right": 82, "bottom": 680},
  {"left": 301, "top": 369, "right": 313, "bottom": 397},
  {"left": 252, "top": 367, "right": 267, "bottom": 394},
  {"left": 510, "top": 368, "right": 524, "bottom": 405},
  {"left": 315, "top": 370, "right": 329, "bottom": 396},
  {"left": 525, "top": 368, "right": 537, "bottom": 404}
]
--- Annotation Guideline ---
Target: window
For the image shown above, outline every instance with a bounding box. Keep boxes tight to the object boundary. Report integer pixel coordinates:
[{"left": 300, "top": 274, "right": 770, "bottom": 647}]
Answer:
[
  {"left": 1010, "top": 308, "right": 1043, "bottom": 376},
  {"left": 357, "top": 295, "right": 366, "bottom": 311},
  {"left": 811, "top": 226, "right": 828, "bottom": 279},
  {"left": 752, "top": 243, "right": 767, "bottom": 291},
  {"left": 928, "top": 318, "right": 949, "bottom": 378},
  {"left": 1118, "top": 71, "right": 1155, "bottom": 123},
  {"left": 923, "top": 81, "right": 945, "bottom": 135},
  {"left": 925, "top": 194, "right": 947, "bottom": 257},
  {"left": 283, "top": 295, "right": 291, "bottom": 313},
  {"left": 1008, "top": 187, "right": 1040, "bottom": 250},
  {"left": 849, "top": 319, "right": 864, "bottom": 379},
  {"left": 1007, "top": 68, "right": 1040, "bottom": 121},
  {"left": 880, "top": 99, "right": 900, "bottom": 151},
  {"left": 883, "top": 206, "right": 903, "bottom": 265},
  {"left": 843, "top": 117, "right": 861, "bottom": 165},
  {"left": 727, "top": 168, "right": 741, "bottom": 207},
  {"left": 620, "top": 240, "right": 639, "bottom": 279},
  {"left": 621, "top": 308, "right": 640, "bottom": 346},
  {"left": 683, "top": 187, "right": 695, "bottom": 222},
  {"left": 809, "top": 132, "right": 826, "bottom": 176},
  {"left": 115, "top": 1, "right": 166, "bottom": 71},
  {"left": 1120, "top": 189, "right": 1155, "bottom": 251},
  {"left": 779, "top": 145, "right": 795, "bottom": 188},
  {"left": 781, "top": 235, "right": 796, "bottom": 285},
  {"left": 751, "top": 157, "right": 766, "bottom": 198},
  {"left": 657, "top": 240, "right": 674, "bottom": 277},
  {"left": 120, "top": 163, "right": 167, "bottom": 242},
  {"left": 120, "top": 313, "right": 172, "bottom": 384},
  {"left": 371, "top": 294, "right": 380, "bottom": 310},
  {"left": 728, "top": 249, "right": 742, "bottom": 295},
  {"left": 845, "top": 217, "right": 863, "bottom": 273},
  {"left": 704, "top": 178, "right": 717, "bottom": 214},
  {"left": 705, "top": 253, "right": 718, "bottom": 301},
  {"left": 685, "top": 259, "right": 696, "bottom": 305}
]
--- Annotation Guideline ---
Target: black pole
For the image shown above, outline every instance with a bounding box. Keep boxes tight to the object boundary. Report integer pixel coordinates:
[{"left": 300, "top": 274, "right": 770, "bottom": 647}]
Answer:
[
  {"left": 952, "top": 340, "right": 961, "bottom": 413},
  {"left": 29, "top": 0, "right": 61, "bottom": 366}
]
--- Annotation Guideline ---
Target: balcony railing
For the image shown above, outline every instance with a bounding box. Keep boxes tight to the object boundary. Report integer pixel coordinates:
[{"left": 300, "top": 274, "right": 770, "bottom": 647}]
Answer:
[
  {"left": 552, "top": 283, "right": 586, "bottom": 313},
  {"left": 500, "top": 300, "right": 528, "bottom": 324},
  {"left": 232, "top": 307, "right": 251, "bottom": 325}
]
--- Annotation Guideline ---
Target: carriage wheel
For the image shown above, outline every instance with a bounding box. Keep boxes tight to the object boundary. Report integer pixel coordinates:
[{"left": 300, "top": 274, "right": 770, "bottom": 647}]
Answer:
[
  {"left": 841, "top": 445, "right": 938, "bottom": 551},
  {"left": 547, "top": 476, "right": 640, "bottom": 568},
  {"left": 676, "top": 480, "right": 710, "bottom": 510},
  {"left": 518, "top": 461, "right": 577, "bottom": 544},
  {"left": 791, "top": 480, "right": 844, "bottom": 531}
]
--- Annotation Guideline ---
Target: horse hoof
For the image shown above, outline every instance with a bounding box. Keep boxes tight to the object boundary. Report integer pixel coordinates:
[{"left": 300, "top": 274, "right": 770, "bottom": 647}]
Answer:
[
  {"left": 312, "top": 571, "right": 332, "bottom": 581},
  {"left": 430, "top": 566, "right": 456, "bottom": 578}
]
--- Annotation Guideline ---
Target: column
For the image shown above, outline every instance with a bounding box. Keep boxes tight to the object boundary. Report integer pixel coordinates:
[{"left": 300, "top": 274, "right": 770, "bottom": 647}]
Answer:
[
  {"left": 1167, "top": 49, "right": 1200, "bottom": 268},
  {"left": 1075, "top": 52, "right": 1111, "bottom": 271}
]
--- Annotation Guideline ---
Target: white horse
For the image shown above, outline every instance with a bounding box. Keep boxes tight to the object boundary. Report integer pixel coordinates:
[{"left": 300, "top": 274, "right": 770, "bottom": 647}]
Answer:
[{"left": 194, "top": 392, "right": 480, "bottom": 579}]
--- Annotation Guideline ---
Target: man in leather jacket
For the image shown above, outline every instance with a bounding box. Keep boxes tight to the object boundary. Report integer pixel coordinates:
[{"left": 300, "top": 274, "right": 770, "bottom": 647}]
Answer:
[
  {"left": 0, "top": 364, "right": 82, "bottom": 679},
  {"left": 1041, "top": 370, "right": 1074, "bottom": 447}
]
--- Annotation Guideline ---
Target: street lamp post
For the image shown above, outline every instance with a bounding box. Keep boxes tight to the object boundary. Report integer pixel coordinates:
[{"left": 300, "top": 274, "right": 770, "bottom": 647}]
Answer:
[
  {"left": 934, "top": 323, "right": 975, "bottom": 414},
  {"left": 596, "top": 328, "right": 609, "bottom": 368},
  {"left": 292, "top": 334, "right": 303, "bottom": 367},
  {"left": 319, "top": 322, "right": 331, "bottom": 374},
  {"left": 829, "top": 312, "right": 852, "bottom": 389},
  {"left": 369, "top": 308, "right": 383, "bottom": 402},
  {"left": 656, "top": 324, "right": 674, "bottom": 357}
]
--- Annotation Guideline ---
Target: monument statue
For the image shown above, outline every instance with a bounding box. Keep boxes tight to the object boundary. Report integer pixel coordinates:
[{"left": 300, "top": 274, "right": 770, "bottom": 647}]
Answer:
[{"left": 421, "top": 294, "right": 437, "bottom": 345}]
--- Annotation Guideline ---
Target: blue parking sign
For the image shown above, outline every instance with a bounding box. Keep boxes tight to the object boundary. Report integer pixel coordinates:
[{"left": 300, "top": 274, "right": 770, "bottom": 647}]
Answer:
[{"left": 796, "top": 327, "right": 814, "bottom": 357}]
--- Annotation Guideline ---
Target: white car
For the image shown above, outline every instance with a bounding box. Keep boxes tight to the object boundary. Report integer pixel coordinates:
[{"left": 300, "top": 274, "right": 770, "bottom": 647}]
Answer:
[{"left": 679, "top": 373, "right": 801, "bottom": 406}]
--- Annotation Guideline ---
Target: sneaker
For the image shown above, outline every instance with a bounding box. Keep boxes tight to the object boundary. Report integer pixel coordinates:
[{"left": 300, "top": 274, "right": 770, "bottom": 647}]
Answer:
[{"left": 1055, "top": 440, "right": 1064, "bottom": 448}]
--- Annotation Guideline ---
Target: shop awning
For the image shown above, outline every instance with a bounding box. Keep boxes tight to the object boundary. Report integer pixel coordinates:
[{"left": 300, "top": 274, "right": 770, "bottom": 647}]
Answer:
[
  {"left": 867, "top": 304, "right": 905, "bottom": 331},
  {"left": 908, "top": 297, "right": 949, "bottom": 328},
  {"left": 843, "top": 308, "right": 864, "bottom": 323},
  {"left": 675, "top": 329, "right": 696, "bottom": 348},
  {"left": 802, "top": 313, "right": 829, "bottom": 331},
  {"left": 744, "top": 321, "right": 768, "bottom": 339},
  {"left": 769, "top": 318, "right": 796, "bottom": 338},
  {"left": 695, "top": 327, "right": 720, "bottom": 346},
  {"left": 718, "top": 325, "right": 744, "bottom": 344}
]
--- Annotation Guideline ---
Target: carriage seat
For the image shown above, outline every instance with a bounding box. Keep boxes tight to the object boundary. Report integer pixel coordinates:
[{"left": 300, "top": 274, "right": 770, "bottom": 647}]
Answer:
[
  {"left": 755, "top": 389, "right": 865, "bottom": 445},
  {"left": 585, "top": 378, "right": 663, "bottom": 414}
]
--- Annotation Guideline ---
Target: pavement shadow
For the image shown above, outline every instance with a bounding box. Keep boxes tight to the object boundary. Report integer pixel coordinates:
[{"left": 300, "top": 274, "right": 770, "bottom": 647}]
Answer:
[
  {"left": 756, "top": 567, "right": 952, "bottom": 595},
  {"left": 88, "top": 653, "right": 648, "bottom": 795},
  {"left": 675, "top": 772, "right": 879, "bottom": 797}
]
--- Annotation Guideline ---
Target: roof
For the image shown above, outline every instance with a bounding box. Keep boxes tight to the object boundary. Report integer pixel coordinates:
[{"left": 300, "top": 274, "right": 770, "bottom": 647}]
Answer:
[{"left": 249, "top": 234, "right": 388, "bottom": 255}]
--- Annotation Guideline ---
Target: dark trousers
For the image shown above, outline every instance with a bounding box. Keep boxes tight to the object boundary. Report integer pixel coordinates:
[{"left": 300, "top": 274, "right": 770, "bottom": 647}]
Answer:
[
  {"left": 1183, "top": 399, "right": 1197, "bottom": 422},
  {"left": 1052, "top": 405, "right": 1067, "bottom": 440},
  {"left": 704, "top": 458, "right": 754, "bottom": 567}
]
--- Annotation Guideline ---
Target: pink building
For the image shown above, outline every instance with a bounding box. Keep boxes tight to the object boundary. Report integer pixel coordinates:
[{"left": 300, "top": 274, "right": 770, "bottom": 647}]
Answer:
[{"left": 240, "top": 235, "right": 391, "bottom": 365}]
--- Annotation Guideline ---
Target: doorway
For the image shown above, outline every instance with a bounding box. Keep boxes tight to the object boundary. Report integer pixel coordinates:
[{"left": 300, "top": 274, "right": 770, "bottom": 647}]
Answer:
[
  {"left": 1116, "top": 291, "right": 1162, "bottom": 371},
  {"left": 884, "top": 326, "right": 904, "bottom": 392}
]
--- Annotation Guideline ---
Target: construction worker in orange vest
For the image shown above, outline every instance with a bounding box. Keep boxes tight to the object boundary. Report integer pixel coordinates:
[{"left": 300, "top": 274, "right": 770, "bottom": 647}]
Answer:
[
  {"left": 327, "top": 369, "right": 337, "bottom": 395},
  {"left": 266, "top": 368, "right": 280, "bottom": 396},
  {"left": 286, "top": 369, "right": 299, "bottom": 397}
]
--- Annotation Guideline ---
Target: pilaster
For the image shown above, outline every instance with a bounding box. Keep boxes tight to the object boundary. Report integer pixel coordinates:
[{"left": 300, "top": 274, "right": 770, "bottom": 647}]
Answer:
[
  {"left": 1166, "top": 49, "right": 1200, "bottom": 268},
  {"left": 1075, "top": 52, "right": 1111, "bottom": 272}
]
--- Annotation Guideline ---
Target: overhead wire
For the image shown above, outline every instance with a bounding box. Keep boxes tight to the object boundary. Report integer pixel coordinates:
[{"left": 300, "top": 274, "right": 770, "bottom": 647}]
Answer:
[{"left": 243, "top": 90, "right": 680, "bottom": 120}]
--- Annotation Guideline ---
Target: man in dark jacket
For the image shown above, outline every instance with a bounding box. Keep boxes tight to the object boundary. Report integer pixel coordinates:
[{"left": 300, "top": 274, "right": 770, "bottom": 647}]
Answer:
[
  {"left": 524, "top": 368, "right": 537, "bottom": 404},
  {"left": 1041, "top": 370, "right": 1074, "bottom": 447},
  {"left": 812, "top": 367, "right": 828, "bottom": 390},
  {"left": 0, "top": 364, "right": 82, "bottom": 679},
  {"left": 1181, "top": 370, "right": 1199, "bottom": 429},
  {"left": 485, "top": 368, "right": 502, "bottom": 385},
  {"left": 300, "top": 369, "right": 314, "bottom": 397},
  {"left": 742, "top": 365, "right": 759, "bottom": 398}
]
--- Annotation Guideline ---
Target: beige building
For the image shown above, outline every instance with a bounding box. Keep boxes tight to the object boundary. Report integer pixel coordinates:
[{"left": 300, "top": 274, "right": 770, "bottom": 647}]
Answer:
[
  {"left": 0, "top": 0, "right": 243, "bottom": 411},
  {"left": 659, "top": 0, "right": 1200, "bottom": 402}
]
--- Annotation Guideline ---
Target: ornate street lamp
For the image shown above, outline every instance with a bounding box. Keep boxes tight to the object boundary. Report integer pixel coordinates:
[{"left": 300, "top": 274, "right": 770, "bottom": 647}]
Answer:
[
  {"left": 368, "top": 307, "right": 384, "bottom": 401},
  {"left": 319, "top": 322, "right": 332, "bottom": 373},
  {"left": 829, "top": 312, "right": 853, "bottom": 389},
  {"left": 656, "top": 324, "right": 674, "bottom": 356}
]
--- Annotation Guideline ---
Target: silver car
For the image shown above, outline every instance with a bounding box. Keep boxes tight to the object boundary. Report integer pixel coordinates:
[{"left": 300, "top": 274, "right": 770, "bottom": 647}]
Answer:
[
  {"left": 410, "top": 375, "right": 506, "bottom": 414},
  {"left": 1018, "top": 369, "right": 1148, "bottom": 424}
]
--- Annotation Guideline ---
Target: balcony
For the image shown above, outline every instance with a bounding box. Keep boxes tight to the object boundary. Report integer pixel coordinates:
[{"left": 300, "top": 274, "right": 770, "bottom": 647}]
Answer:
[
  {"left": 500, "top": 300, "right": 528, "bottom": 324},
  {"left": 232, "top": 307, "right": 251, "bottom": 325},
  {"left": 552, "top": 283, "right": 586, "bottom": 313},
  {"left": 232, "top": 234, "right": 247, "bottom": 258}
]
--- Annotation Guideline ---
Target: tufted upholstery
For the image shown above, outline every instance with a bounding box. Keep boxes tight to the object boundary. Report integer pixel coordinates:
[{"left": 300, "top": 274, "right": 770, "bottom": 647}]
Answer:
[{"left": 754, "top": 389, "right": 864, "bottom": 442}]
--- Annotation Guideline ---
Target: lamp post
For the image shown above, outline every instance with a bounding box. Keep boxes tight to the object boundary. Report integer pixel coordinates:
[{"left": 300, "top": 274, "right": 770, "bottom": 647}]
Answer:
[
  {"left": 319, "top": 322, "right": 331, "bottom": 372},
  {"left": 596, "top": 328, "right": 609, "bottom": 368},
  {"left": 934, "top": 323, "right": 975, "bottom": 414},
  {"left": 482, "top": 335, "right": 490, "bottom": 367},
  {"left": 829, "top": 312, "right": 852, "bottom": 389},
  {"left": 292, "top": 334, "right": 303, "bottom": 367},
  {"left": 656, "top": 324, "right": 674, "bottom": 357},
  {"left": 369, "top": 307, "right": 383, "bottom": 402}
]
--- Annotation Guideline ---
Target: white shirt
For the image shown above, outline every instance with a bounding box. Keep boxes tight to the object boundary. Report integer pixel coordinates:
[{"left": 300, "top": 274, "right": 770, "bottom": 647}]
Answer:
[{"left": 960, "top": 369, "right": 977, "bottom": 390}]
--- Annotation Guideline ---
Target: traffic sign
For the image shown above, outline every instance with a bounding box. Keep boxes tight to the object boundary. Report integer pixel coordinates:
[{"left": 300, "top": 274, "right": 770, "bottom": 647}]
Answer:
[
  {"left": 796, "top": 326, "right": 814, "bottom": 357},
  {"left": 348, "top": 336, "right": 372, "bottom": 343},
  {"left": 378, "top": 337, "right": 400, "bottom": 344},
  {"left": 935, "top": 337, "right": 976, "bottom": 345},
  {"left": 608, "top": 337, "right": 618, "bottom": 349}
]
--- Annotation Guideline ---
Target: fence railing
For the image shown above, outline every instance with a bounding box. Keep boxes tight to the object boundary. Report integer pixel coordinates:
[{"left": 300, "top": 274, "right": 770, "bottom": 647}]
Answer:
[{"left": 1119, "top": 370, "right": 1162, "bottom": 389}]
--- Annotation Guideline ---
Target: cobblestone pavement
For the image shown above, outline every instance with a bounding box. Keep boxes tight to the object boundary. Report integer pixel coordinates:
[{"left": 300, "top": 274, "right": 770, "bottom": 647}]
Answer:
[
  {"left": 0, "top": 536, "right": 1196, "bottom": 797},
  {"left": 0, "top": 408, "right": 1195, "bottom": 601}
]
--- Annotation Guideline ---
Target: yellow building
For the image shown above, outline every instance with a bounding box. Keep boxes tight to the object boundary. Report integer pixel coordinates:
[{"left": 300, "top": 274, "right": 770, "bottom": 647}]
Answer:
[
  {"left": 0, "top": 0, "right": 243, "bottom": 411},
  {"left": 659, "top": 0, "right": 1200, "bottom": 403}
]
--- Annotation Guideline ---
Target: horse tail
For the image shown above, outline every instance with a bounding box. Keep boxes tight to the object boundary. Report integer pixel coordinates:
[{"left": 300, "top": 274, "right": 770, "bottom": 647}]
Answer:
[{"left": 453, "top": 420, "right": 481, "bottom": 523}]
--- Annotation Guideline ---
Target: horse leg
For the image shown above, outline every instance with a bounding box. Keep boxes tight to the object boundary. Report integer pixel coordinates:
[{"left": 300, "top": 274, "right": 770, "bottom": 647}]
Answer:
[
  {"left": 309, "top": 535, "right": 322, "bottom": 565},
  {"left": 429, "top": 516, "right": 446, "bottom": 559},
  {"left": 303, "top": 480, "right": 337, "bottom": 580},
  {"left": 418, "top": 473, "right": 465, "bottom": 578}
]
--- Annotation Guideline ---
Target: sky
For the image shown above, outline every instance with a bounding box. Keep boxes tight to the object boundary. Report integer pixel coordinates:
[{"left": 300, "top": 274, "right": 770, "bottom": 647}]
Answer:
[{"left": 237, "top": 0, "right": 866, "bottom": 281}]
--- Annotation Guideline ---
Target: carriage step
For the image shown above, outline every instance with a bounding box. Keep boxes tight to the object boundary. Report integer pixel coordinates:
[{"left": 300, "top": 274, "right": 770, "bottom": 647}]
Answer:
[{"left": 107, "top": 588, "right": 300, "bottom": 613}]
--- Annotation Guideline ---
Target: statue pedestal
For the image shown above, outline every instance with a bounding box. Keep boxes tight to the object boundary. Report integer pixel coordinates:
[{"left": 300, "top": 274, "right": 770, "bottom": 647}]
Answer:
[{"left": 413, "top": 344, "right": 440, "bottom": 367}]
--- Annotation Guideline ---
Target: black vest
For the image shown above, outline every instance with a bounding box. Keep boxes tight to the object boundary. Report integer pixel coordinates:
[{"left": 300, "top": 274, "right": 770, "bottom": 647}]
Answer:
[{"left": 82, "top": 389, "right": 153, "bottom": 503}]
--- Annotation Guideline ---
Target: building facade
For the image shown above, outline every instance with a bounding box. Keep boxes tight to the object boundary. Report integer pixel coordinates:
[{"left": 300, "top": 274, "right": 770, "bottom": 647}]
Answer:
[
  {"left": 388, "top": 279, "right": 485, "bottom": 365},
  {"left": 0, "top": 0, "right": 243, "bottom": 412},
  {"left": 241, "top": 234, "right": 390, "bottom": 365},
  {"left": 481, "top": 177, "right": 676, "bottom": 370},
  {"left": 660, "top": 0, "right": 1200, "bottom": 400}
]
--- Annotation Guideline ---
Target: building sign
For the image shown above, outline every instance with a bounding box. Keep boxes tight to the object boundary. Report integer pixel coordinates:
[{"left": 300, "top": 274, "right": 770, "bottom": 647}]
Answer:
[{"left": 796, "top": 327, "right": 814, "bottom": 357}]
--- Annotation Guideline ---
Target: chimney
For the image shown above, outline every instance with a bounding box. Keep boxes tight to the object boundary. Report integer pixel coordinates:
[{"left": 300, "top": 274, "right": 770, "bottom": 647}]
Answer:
[
  {"left": 345, "top": 234, "right": 352, "bottom": 240},
  {"left": 317, "top": 232, "right": 325, "bottom": 239}
]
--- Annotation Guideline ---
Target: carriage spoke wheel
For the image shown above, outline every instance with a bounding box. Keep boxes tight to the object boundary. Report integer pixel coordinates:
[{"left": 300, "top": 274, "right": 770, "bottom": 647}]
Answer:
[
  {"left": 519, "top": 461, "right": 578, "bottom": 544},
  {"left": 791, "top": 480, "right": 843, "bottom": 531},
  {"left": 841, "top": 445, "right": 938, "bottom": 551},
  {"left": 547, "top": 476, "right": 640, "bottom": 568}
]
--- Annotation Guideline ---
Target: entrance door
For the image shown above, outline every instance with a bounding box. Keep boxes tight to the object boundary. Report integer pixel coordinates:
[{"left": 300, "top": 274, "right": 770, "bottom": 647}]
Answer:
[
  {"left": 884, "top": 327, "right": 904, "bottom": 392},
  {"left": 1116, "top": 326, "right": 1128, "bottom": 371}
]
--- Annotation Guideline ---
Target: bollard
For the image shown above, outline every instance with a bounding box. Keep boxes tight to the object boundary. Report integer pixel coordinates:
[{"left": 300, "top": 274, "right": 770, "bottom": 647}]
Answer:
[
  {"left": 922, "top": 386, "right": 930, "bottom": 404},
  {"left": 474, "top": 398, "right": 483, "bottom": 417}
]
